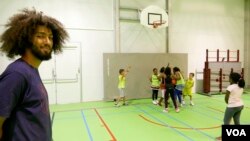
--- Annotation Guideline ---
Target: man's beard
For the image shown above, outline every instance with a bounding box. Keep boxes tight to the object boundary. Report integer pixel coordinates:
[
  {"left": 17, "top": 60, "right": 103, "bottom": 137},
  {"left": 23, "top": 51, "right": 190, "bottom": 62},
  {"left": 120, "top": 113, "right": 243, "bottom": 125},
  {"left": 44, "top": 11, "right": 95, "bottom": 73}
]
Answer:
[{"left": 31, "top": 45, "right": 52, "bottom": 61}]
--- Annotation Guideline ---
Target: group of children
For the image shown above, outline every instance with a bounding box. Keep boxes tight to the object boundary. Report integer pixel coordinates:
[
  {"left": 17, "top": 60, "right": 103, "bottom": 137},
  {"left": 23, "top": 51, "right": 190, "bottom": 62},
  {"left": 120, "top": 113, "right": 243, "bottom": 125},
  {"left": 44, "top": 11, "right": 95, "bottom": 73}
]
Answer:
[
  {"left": 114, "top": 65, "right": 195, "bottom": 112},
  {"left": 113, "top": 65, "right": 246, "bottom": 141},
  {"left": 149, "top": 66, "right": 194, "bottom": 113}
]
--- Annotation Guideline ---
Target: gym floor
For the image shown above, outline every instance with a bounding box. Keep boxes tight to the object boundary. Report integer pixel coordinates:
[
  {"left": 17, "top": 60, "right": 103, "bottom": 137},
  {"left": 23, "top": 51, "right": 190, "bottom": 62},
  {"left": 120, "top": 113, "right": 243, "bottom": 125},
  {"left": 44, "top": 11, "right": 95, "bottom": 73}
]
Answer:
[{"left": 50, "top": 91, "right": 250, "bottom": 141}]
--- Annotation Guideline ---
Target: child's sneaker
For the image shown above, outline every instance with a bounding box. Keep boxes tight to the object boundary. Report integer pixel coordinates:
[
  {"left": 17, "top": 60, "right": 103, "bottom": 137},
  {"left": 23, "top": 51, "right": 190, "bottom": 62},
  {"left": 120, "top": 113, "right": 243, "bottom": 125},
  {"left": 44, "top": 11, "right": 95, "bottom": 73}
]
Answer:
[
  {"left": 123, "top": 102, "right": 128, "bottom": 106},
  {"left": 152, "top": 100, "right": 157, "bottom": 105},
  {"left": 175, "top": 108, "right": 180, "bottom": 113},
  {"left": 190, "top": 101, "right": 194, "bottom": 106},
  {"left": 155, "top": 100, "right": 159, "bottom": 104},
  {"left": 163, "top": 108, "right": 168, "bottom": 113},
  {"left": 182, "top": 100, "right": 185, "bottom": 105}
]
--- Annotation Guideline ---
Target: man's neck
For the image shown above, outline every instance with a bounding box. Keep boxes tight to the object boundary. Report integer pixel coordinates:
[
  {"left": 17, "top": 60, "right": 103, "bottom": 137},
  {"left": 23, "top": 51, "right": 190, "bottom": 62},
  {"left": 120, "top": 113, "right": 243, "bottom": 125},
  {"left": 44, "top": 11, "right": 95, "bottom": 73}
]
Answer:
[{"left": 21, "top": 50, "right": 42, "bottom": 68}]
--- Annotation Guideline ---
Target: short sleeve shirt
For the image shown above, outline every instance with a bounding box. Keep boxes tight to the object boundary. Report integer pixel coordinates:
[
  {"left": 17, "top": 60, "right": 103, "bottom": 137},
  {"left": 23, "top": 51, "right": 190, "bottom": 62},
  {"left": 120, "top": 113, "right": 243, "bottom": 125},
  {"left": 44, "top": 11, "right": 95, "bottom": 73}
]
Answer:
[
  {"left": 118, "top": 75, "right": 126, "bottom": 88},
  {"left": 226, "top": 84, "right": 244, "bottom": 107},
  {"left": 0, "top": 59, "right": 52, "bottom": 141},
  {"left": 151, "top": 74, "right": 160, "bottom": 88},
  {"left": 183, "top": 79, "right": 194, "bottom": 95}
]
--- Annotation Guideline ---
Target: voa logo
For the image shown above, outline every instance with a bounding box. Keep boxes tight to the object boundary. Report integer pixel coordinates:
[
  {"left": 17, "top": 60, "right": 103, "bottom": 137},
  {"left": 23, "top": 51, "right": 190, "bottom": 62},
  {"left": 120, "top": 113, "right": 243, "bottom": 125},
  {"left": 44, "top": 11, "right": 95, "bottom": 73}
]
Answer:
[{"left": 226, "top": 129, "right": 246, "bottom": 136}]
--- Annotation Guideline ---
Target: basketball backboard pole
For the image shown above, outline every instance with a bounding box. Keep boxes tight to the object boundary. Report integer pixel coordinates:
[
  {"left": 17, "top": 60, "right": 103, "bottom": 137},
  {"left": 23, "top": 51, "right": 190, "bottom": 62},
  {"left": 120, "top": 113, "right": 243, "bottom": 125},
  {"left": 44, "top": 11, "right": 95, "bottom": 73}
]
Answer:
[
  {"left": 114, "top": 0, "right": 120, "bottom": 53},
  {"left": 166, "top": 0, "right": 169, "bottom": 53}
]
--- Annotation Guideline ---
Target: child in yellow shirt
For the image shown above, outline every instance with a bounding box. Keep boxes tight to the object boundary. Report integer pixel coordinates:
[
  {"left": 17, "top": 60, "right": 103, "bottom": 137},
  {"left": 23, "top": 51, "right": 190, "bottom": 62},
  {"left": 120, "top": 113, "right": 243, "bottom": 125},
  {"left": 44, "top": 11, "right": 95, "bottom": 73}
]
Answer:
[
  {"left": 182, "top": 73, "right": 195, "bottom": 106},
  {"left": 115, "top": 66, "right": 131, "bottom": 107},
  {"left": 149, "top": 68, "right": 161, "bottom": 105}
]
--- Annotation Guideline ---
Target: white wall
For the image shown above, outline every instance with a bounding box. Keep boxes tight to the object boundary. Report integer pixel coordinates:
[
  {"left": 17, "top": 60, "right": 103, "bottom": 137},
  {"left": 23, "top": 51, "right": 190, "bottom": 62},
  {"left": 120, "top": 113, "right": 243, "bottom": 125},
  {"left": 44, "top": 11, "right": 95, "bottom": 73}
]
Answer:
[
  {"left": 68, "top": 30, "right": 114, "bottom": 101},
  {"left": 0, "top": 0, "right": 247, "bottom": 103},
  {"left": 169, "top": 0, "right": 245, "bottom": 74},
  {"left": 119, "top": 0, "right": 245, "bottom": 91},
  {"left": 119, "top": 0, "right": 167, "bottom": 53},
  {"left": 0, "top": 0, "right": 114, "bottom": 102},
  {"left": 244, "top": 0, "right": 250, "bottom": 88}
]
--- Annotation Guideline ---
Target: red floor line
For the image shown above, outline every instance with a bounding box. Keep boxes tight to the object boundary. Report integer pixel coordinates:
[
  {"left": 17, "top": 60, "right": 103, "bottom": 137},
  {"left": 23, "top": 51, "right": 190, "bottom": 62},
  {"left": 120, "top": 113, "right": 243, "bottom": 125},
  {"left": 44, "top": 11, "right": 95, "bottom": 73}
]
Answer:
[
  {"left": 139, "top": 114, "right": 221, "bottom": 130},
  {"left": 94, "top": 108, "right": 117, "bottom": 141}
]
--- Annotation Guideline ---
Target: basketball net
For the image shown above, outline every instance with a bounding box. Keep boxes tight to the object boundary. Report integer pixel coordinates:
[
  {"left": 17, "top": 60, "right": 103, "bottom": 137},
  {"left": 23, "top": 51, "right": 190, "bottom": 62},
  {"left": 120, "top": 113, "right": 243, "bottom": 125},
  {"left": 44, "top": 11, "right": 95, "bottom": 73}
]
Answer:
[
  {"left": 152, "top": 20, "right": 166, "bottom": 29},
  {"left": 153, "top": 23, "right": 161, "bottom": 28}
]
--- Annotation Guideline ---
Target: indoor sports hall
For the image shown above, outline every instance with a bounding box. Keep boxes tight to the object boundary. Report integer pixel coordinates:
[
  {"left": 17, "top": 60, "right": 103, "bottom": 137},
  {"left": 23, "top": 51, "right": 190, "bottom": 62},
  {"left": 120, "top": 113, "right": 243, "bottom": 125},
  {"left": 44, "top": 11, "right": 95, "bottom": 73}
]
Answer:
[
  {"left": 50, "top": 92, "right": 250, "bottom": 141},
  {"left": 0, "top": 0, "right": 250, "bottom": 141}
]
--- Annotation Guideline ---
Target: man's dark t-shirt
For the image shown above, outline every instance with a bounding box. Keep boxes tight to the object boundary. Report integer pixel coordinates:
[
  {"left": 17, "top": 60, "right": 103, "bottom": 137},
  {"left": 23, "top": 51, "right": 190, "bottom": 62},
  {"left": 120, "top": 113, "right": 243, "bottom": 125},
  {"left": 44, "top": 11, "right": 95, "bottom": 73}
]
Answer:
[{"left": 0, "top": 58, "right": 52, "bottom": 141}]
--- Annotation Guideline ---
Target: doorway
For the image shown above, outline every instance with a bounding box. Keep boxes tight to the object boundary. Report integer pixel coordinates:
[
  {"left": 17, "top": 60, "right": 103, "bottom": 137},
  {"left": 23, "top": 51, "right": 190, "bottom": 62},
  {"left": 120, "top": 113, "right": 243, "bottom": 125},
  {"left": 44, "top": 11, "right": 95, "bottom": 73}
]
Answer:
[{"left": 39, "top": 42, "right": 82, "bottom": 104}]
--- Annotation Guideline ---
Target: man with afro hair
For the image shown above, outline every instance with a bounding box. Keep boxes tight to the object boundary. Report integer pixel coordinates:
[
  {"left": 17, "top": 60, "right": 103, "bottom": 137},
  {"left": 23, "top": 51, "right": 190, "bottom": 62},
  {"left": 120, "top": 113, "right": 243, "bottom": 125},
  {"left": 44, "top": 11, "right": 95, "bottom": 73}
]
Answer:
[{"left": 0, "top": 8, "right": 68, "bottom": 141}]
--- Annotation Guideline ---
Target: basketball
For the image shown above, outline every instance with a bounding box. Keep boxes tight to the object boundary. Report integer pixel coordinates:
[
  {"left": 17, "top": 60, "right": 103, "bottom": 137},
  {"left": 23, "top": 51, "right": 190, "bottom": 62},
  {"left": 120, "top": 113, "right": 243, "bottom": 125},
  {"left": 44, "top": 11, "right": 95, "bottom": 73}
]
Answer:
[{"left": 172, "top": 79, "right": 176, "bottom": 85}]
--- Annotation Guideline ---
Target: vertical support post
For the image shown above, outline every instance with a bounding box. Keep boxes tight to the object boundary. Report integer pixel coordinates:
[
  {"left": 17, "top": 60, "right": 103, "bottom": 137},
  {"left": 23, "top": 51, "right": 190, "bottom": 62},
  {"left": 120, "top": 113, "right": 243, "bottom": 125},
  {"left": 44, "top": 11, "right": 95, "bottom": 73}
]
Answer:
[
  {"left": 241, "top": 68, "right": 244, "bottom": 79},
  {"left": 227, "top": 49, "right": 230, "bottom": 62},
  {"left": 205, "top": 62, "right": 208, "bottom": 70},
  {"left": 217, "top": 49, "right": 219, "bottom": 62},
  {"left": 203, "top": 68, "right": 210, "bottom": 93},
  {"left": 219, "top": 68, "right": 222, "bottom": 92},
  {"left": 165, "top": 0, "right": 169, "bottom": 53},
  {"left": 237, "top": 50, "right": 239, "bottom": 62},
  {"left": 114, "top": 0, "right": 120, "bottom": 53},
  {"left": 206, "top": 49, "right": 208, "bottom": 62}
]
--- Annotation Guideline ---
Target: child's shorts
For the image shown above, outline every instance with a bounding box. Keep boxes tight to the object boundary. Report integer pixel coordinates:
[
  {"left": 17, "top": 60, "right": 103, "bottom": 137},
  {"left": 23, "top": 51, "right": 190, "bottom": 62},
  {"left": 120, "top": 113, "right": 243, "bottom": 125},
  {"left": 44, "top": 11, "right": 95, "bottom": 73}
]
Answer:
[{"left": 118, "top": 88, "right": 125, "bottom": 97}]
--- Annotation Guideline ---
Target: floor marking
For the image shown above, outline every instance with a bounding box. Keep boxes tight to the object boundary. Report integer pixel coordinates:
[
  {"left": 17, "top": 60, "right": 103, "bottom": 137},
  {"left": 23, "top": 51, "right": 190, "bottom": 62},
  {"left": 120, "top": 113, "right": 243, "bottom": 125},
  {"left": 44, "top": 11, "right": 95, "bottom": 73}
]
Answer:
[
  {"left": 146, "top": 105, "right": 215, "bottom": 139},
  {"left": 207, "top": 106, "right": 224, "bottom": 113},
  {"left": 51, "top": 112, "right": 55, "bottom": 141},
  {"left": 139, "top": 114, "right": 220, "bottom": 130},
  {"left": 134, "top": 105, "right": 194, "bottom": 141},
  {"left": 207, "top": 106, "right": 250, "bottom": 124},
  {"left": 51, "top": 112, "right": 55, "bottom": 126},
  {"left": 94, "top": 108, "right": 117, "bottom": 141},
  {"left": 81, "top": 110, "right": 94, "bottom": 141},
  {"left": 190, "top": 106, "right": 222, "bottom": 121},
  {"left": 245, "top": 106, "right": 250, "bottom": 109},
  {"left": 50, "top": 102, "right": 150, "bottom": 113}
]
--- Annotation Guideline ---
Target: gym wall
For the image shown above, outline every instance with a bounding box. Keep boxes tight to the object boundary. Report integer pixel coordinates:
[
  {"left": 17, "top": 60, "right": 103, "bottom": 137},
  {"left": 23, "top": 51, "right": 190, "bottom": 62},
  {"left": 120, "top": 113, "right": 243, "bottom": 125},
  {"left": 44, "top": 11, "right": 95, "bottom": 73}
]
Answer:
[{"left": 103, "top": 53, "right": 187, "bottom": 101}]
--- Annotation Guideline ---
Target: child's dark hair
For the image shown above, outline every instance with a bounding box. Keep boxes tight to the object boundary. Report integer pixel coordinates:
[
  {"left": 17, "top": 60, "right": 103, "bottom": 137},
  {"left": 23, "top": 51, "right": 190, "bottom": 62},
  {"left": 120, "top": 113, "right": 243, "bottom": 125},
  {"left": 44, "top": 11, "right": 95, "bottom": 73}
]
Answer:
[
  {"left": 160, "top": 67, "right": 165, "bottom": 73},
  {"left": 173, "top": 67, "right": 180, "bottom": 73},
  {"left": 164, "top": 66, "right": 171, "bottom": 76},
  {"left": 153, "top": 68, "right": 157, "bottom": 71},
  {"left": 230, "top": 72, "right": 245, "bottom": 88},
  {"left": 190, "top": 72, "right": 194, "bottom": 77},
  {"left": 119, "top": 69, "right": 124, "bottom": 74}
]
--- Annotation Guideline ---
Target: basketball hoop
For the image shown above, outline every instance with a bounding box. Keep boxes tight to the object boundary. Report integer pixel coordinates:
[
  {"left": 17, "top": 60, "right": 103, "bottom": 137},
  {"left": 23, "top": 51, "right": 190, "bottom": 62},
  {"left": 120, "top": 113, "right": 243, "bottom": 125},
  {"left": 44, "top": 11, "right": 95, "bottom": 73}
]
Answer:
[
  {"left": 140, "top": 5, "right": 168, "bottom": 29},
  {"left": 152, "top": 20, "right": 166, "bottom": 29}
]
